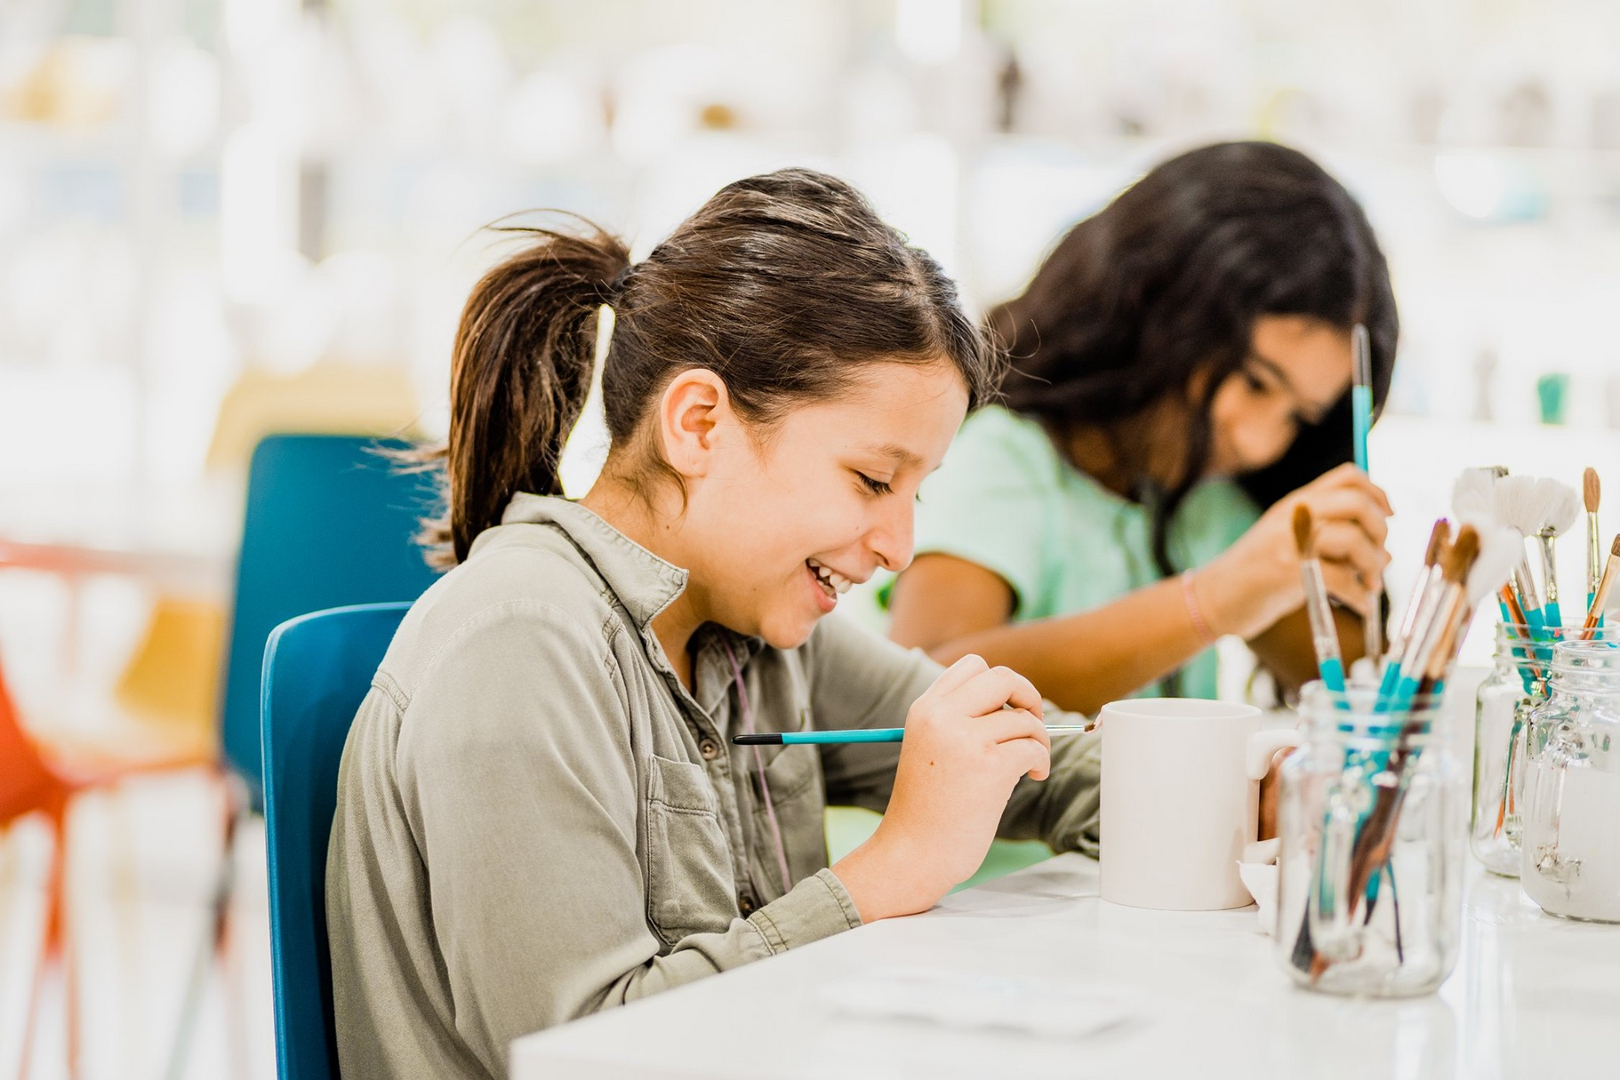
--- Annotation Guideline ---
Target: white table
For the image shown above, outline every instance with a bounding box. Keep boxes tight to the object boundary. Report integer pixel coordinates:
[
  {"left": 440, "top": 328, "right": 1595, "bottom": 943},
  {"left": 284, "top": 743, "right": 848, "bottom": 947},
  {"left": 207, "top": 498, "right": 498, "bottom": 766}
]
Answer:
[{"left": 511, "top": 853, "right": 1620, "bottom": 1079}]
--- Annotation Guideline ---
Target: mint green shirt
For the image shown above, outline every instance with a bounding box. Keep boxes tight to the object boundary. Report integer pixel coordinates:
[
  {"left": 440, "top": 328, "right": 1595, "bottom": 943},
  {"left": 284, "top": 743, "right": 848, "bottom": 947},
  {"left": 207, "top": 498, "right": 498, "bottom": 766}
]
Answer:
[{"left": 894, "top": 406, "right": 1261, "bottom": 699}]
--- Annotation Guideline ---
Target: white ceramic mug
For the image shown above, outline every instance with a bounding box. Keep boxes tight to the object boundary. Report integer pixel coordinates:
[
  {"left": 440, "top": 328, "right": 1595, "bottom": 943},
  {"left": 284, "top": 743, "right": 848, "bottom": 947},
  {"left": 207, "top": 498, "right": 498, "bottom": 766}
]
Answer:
[{"left": 1099, "top": 698, "right": 1302, "bottom": 911}]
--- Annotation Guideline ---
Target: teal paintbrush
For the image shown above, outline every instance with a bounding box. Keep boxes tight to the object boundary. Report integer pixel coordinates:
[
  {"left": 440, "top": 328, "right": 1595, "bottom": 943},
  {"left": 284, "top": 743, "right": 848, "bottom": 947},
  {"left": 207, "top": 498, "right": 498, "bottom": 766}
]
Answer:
[{"left": 733, "top": 724, "right": 1094, "bottom": 746}]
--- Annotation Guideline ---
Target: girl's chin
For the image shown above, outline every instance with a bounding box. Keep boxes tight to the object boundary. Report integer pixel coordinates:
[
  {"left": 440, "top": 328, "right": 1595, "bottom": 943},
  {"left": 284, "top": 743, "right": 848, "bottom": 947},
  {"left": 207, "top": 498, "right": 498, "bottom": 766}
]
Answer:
[{"left": 756, "top": 611, "right": 821, "bottom": 651}]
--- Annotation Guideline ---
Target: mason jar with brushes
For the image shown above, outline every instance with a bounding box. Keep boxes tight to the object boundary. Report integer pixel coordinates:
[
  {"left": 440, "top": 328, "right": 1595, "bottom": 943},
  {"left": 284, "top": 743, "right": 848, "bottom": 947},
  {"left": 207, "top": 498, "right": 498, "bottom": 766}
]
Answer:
[
  {"left": 1467, "top": 620, "right": 1619, "bottom": 876},
  {"left": 1520, "top": 638, "right": 1620, "bottom": 922},
  {"left": 1277, "top": 683, "right": 1464, "bottom": 997}
]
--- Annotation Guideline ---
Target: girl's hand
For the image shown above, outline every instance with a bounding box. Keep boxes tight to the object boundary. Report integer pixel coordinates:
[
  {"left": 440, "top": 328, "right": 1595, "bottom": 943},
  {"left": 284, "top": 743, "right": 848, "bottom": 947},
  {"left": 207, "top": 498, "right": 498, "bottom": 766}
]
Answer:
[
  {"left": 830, "top": 654, "right": 1051, "bottom": 921},
  {"left": 1197, "top": 463, "right": 1393, "bottom": 641}
]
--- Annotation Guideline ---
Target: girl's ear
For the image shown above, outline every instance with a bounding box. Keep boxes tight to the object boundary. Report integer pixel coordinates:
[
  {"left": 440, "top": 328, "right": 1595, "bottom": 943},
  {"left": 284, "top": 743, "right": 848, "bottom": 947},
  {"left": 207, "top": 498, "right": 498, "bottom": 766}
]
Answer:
[{"left": 657, "top": 368, "right": 734, "bottom": 480}]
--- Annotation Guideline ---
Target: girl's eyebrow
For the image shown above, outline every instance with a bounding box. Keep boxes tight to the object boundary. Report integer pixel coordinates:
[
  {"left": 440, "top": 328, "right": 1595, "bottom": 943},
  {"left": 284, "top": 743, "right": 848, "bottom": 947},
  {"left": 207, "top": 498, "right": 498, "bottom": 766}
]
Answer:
[
  {"left": 1245, "top": 353, "right": 1335, "bottom": 426},
  {"left": 861, "top": 443, "right": 925, "bottom": 470}
]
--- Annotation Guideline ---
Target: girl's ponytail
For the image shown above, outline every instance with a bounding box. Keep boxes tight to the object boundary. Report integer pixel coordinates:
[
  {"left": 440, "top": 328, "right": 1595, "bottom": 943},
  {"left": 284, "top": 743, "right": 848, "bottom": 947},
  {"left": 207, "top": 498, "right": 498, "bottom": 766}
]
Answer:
[{"left": 433, "top": 221, "right": 629, "bottom": 565}]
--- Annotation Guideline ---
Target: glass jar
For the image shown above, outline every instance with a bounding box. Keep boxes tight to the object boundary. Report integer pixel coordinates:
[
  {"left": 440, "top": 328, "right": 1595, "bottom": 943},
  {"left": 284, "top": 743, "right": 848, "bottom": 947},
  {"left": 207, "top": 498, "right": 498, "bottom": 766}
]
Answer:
[
  {"left": 1473, "top": 622, "right": 1616, "bottom": 876},
  {"left": 1520, "top": 640, "right": 1620, "bottom": 922},
  {"left": 1471, "top": 622, "right": 1547, "bottom": 876},
  {"left": 1276, "top": 683, "right": 1464, "bottom": 997}
]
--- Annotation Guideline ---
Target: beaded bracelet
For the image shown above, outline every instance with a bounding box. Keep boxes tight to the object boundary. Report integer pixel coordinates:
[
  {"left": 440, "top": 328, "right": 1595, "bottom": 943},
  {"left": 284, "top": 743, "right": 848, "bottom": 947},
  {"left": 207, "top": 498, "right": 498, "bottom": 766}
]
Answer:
[{"left": 1181, "top": 569, "right": 1217, "bottom": 646}]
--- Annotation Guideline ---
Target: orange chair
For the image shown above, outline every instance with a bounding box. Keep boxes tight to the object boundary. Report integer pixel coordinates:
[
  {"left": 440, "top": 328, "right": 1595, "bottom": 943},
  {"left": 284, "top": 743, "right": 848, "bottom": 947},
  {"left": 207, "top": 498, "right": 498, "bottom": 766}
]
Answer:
[{"left": 0, "top": 652, "right": 214, "bottom": 1080}]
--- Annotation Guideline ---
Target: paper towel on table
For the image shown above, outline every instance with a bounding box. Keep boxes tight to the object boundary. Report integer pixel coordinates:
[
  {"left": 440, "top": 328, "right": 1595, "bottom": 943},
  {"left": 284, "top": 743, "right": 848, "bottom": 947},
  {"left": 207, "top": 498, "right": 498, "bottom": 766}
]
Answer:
[{"left": 1238, "top": 838, "right": 1281, "bottom": 936}]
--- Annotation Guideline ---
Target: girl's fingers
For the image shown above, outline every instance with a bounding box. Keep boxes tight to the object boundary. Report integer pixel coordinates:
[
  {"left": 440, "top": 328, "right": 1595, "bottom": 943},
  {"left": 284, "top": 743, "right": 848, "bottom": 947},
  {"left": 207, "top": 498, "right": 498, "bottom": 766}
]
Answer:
[
  {"left": 980, "top": 708, "right": 1052, "bottom": 752},
  {"left": 928, "top": 653, "right": 990, "bottom": 698},
  {"left": 949, "top": 665, "right": 1045, "bottom": 720},
  {"left": 1321, "top": 561, "right": 1374, "bottom": 615},
  {"left": 1314, "top": 522, "right": 1391, "bottom": 585},
  {"left": 997, "top": 736, "right": 1051, "bottom": 782},
  {"left": 1298, "top": 488, "right": 1391, "bottom": 546},
  {"left": 1310, "top": 464, "right": 1395, "bottom": 515}
]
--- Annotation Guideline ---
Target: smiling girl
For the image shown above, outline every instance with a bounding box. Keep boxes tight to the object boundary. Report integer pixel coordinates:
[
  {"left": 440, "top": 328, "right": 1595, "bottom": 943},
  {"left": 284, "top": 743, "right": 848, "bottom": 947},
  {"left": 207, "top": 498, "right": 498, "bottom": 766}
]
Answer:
[{"left": 325, "top": 169, "right": 1103, "bottom": 1080}]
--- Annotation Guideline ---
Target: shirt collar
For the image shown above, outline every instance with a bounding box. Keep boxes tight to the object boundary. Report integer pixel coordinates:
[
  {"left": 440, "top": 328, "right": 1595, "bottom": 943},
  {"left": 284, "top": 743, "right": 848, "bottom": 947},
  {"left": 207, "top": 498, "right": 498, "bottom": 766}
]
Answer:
[
  {"left": 492, "top": 492, "right": 688, "bottom": 629},
  {"left": 487, "top": 494, "right": 766, "bottom": 706}
]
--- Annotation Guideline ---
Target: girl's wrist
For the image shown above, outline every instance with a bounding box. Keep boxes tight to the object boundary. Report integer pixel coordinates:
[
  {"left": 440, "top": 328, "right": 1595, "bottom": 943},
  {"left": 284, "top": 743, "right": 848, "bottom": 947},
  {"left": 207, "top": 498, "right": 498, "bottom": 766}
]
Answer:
[
  {"left": 831, "top": 826, "right": 941, "bottom": 922},
  {"left": 1195, "top": 555, "right": 1270, "bottom": 641}
]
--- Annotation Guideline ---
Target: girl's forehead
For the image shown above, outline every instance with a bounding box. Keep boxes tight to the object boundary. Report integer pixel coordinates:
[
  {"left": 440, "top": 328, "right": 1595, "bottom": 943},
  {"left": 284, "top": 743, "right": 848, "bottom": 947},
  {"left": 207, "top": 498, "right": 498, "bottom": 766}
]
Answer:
[
  {"left": 1250, "top": 318, "right": 1350, "bottom": 402},
  {"left": 776, "top": 362, "right": 968, "bottom": 455}
]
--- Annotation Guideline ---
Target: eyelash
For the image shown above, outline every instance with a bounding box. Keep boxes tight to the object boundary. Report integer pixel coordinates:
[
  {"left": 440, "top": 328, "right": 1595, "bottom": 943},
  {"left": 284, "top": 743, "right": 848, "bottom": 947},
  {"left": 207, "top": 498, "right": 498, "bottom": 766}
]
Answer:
[
  {"left": 1242, "top": 367, "right": 1314, "bottom": 427},
  {"left": 856, "top": 472, "right": 894, "bottom": 497}
]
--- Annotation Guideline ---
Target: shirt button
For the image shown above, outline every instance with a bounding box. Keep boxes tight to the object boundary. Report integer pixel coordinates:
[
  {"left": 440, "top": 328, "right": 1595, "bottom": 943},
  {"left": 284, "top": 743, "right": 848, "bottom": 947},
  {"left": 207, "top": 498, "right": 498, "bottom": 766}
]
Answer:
[
  {"left": 738, "top": 895, "right": 756, "bottom": 916},
  {"left": 699, "top": 739, "right": 720, "bottom": 760}
]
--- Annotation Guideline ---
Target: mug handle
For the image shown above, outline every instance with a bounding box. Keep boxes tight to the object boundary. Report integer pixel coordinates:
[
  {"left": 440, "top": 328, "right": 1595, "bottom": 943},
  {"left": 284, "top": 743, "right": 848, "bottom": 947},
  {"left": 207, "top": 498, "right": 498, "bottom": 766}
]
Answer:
[{"left": 1245, "top": 728, "right": 1304, "bottom": 781}]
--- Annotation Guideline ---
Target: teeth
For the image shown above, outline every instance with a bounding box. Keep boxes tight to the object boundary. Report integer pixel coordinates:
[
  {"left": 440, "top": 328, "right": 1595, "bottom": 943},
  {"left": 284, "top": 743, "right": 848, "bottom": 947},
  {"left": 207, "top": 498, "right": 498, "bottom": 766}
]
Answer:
[{"left": 807, "top": 559, "right": 853, "bottom": 596}]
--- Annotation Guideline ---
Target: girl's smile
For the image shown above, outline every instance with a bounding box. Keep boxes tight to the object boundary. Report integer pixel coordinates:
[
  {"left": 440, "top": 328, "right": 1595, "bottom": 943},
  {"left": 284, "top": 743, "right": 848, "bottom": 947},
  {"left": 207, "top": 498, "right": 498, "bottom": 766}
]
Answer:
[{"left": 806, "top": 557, "right": 856, "bottom": 612}]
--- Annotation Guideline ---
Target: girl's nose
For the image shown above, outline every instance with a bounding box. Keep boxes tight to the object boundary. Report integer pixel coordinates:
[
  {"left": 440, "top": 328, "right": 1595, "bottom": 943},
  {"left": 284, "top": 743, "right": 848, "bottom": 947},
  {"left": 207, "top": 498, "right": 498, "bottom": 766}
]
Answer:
[{"left": 868, "top": 501, "right": 915, "bottom": 574}]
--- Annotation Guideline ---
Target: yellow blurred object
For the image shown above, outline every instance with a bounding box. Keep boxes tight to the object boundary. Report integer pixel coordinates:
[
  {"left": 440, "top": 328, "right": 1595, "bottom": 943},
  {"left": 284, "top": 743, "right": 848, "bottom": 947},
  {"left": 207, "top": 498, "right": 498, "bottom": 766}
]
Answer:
[
  {"left": 112, "top": 597, "right": 225, "bottom": 761},
  {"left": 204, "top": 362, "right": 424, "bottom": 472},
  {"left": 1, "top": 38, "right": 123, "bottom": 127}
]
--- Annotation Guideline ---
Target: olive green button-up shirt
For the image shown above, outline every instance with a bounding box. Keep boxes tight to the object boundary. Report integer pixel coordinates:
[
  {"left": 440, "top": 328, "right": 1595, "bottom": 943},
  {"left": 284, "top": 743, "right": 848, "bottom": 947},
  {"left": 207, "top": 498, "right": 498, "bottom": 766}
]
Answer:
[{"left": 326, "top": 494, "right": 1102, "bottom": 1080}]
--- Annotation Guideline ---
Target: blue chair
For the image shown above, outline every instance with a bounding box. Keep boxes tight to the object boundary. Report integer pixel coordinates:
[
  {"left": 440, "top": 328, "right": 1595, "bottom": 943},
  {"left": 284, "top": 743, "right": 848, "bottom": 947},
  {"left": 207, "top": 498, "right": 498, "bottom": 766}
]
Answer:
[
  {"left": 262, "top": 602, "right": 412, "bottom": 1080},
  {"left": 168, "top": 437, "right": 438, "bottom": 1080},
  {"left": 222, "top": 434, "right": 441, "bottom": 808}
]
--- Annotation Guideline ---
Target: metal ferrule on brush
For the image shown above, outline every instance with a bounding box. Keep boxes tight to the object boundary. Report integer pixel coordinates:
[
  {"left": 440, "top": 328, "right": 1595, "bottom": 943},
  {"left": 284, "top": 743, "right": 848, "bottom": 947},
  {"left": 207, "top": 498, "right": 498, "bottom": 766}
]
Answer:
[
  {"left": 1301, "top": 560, "right": 1343, "bottom": 671},
  {"left": 1512, "top": 556, "right": 1542, "bottom": 617},
  {"left": 1539, "top": 531, "right": 1560, "bottom": 609},
  {"left": 1589, "top": 514, "right": 1602, "bottom": 599}
]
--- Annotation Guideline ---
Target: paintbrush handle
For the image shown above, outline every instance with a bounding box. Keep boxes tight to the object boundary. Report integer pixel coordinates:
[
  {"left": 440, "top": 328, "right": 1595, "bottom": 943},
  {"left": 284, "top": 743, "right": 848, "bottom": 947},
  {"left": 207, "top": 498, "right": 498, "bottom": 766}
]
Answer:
[
  {"left": 1364, "top": 589, "right": 1384, "bottom": 670},
  {"left": 732, "top": 724, "right": 1096, "bottom": 746},
  {"left": 1351, "top": 386, "right": 1373, "bottom": 473},
  {"left": 1582, "top": 552, "right": 1620, "bottom": 638}
]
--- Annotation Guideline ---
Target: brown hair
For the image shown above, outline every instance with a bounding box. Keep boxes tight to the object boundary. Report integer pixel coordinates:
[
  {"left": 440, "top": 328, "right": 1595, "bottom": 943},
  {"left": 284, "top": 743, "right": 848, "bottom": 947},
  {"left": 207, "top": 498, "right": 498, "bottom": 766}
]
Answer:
[
  {"left": 423, "top": 167, "right": 999, "bottom": 566},
  {"left": 989, "top": 141, "right": 1396, "bottom": 580}
]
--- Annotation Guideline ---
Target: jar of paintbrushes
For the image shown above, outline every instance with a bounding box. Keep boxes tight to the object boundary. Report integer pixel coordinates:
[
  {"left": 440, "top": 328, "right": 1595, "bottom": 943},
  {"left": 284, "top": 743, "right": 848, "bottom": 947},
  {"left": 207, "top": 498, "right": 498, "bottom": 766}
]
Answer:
[
  {"left": 1277, "top": 510, "right": 1516, "bottom": 996},
  {"left": 1457, "top": 465, "right": 1620, "bottom": 877},
  {"left": 1277, "top": 683, "right": 1462, "bottom": 996},
  {"left": 1469, "top": 620, "right": 1617, "bottom": 875},
  {"left": 1519, "top": 639, "right": 1620, "bottom": 922}
]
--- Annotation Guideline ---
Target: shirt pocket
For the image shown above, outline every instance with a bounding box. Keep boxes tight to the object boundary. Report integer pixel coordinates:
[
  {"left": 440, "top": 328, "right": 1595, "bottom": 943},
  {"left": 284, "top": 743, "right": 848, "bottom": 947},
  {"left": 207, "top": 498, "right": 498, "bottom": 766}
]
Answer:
[
  {"left": 645, "top": 754, "right": 738, "bottom": 948},
  {"left": 748, "top": 744, "right": 827, "bottom": 889}
]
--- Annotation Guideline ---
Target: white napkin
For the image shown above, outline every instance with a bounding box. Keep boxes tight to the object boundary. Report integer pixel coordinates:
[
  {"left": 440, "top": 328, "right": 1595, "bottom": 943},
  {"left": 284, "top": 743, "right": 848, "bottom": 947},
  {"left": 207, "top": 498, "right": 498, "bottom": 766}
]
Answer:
[{"left": 1237, "top": 838, "right": 1280, "bottom": 936}]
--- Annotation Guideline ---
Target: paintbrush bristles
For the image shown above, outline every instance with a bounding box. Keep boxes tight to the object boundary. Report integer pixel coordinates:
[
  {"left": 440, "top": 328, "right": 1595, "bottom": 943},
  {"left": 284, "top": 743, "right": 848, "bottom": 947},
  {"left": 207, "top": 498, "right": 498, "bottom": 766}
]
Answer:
[
  {"left": 1442, "top": 526, "right": 1480, "bottom": 585},
  {"left": 1424, "top": 520, "right": 1450, "bottom": 568},
  {"left": 1586, "top": 468, "right": 1601, "bottom": 514},
  {"left": 1293, "top": 504, "right": 1314, "bottom": 559},
  {"left": 1452, "top": 468, "right": 1498, "bottom": 520},
  {"left": 1496, "top": 475, "right": 1580, "bottom": 536},
  {"left": 1467, "top": 525, "right": 1522, "bottom": 609}
]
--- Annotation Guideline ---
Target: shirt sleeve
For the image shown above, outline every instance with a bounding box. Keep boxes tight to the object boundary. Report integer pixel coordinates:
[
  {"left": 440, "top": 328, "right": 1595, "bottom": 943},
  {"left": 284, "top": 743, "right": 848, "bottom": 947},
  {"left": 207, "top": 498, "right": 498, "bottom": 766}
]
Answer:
[
  {"left": 1179, "top": 480, "right": 1263, "bottom": 568},
  {"left": 806, "top": 613, "right": 1101, "bottom": 857},
  {"left": 996, "top": 725, "right": 1102, "bottom": 857},
  {"left": 387, "top": 601, "right": 859, "bottom": 1077},
  {"left": 907, "top": 407, "right": 1053, "bottom": 615}
]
